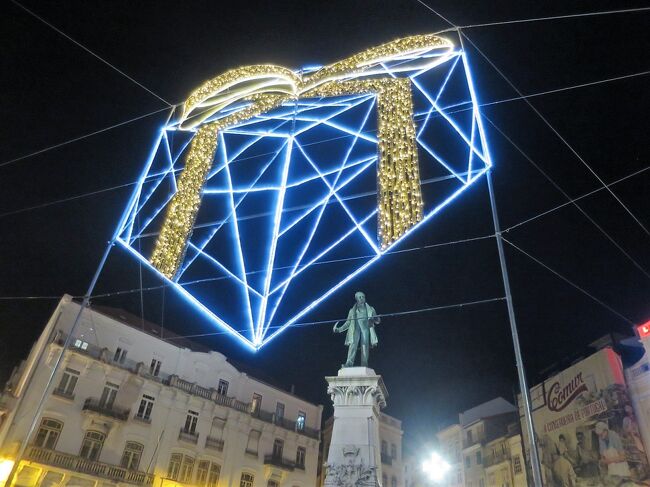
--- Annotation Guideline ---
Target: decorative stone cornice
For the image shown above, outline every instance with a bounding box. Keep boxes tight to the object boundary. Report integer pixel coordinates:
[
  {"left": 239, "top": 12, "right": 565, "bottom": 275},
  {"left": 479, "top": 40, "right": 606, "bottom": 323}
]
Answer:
[{"left": 325, "top": 370, "right": 387, "bottom": 409}]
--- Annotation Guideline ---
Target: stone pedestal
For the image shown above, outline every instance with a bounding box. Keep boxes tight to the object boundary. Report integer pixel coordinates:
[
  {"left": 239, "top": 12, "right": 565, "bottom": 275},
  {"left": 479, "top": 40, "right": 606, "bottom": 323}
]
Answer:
[{"left": 324, "top": 367, "right": 388, "bottom": 487}]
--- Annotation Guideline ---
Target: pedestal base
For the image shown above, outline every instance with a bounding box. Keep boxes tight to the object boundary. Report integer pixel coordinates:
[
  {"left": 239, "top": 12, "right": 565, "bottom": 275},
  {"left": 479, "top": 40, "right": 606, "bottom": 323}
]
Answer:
[{"left": 324, "top": 367, "right": 388, "bottom": 487}]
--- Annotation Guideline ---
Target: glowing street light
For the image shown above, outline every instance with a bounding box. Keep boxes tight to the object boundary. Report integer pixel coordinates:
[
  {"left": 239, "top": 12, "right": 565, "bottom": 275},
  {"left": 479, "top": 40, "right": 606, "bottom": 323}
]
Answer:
[{"left": 422, "top": 452, "right": 451, "bottom": 483}]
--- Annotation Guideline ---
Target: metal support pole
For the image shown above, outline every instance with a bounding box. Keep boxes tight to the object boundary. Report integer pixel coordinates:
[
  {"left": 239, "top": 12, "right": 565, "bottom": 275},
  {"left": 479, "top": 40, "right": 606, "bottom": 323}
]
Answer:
[
  {"left": 486, "top": 170, "right": 544, "bottom": 487},
  {"left": 4, "top": 240, "right": 115, "bottom": 487}
]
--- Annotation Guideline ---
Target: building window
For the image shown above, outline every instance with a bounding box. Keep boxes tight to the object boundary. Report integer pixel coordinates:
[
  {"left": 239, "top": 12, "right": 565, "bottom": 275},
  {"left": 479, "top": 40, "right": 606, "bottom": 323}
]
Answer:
[
  {"left": 296, "top": 411, "right": 306, "bottom": 431},
  {"left": 79, "top": 431, "right": 105, "bottom": 461},
  {"left": 149, "top": 359, "right": 161, "bottom": 377},
  {"left": 391, "top": 443, "right": 397, "bottom": 459},
  {"left": 197, "top": 461, "right": 220, "bottom": 487},
  {"left": 391, "top": 477, "right": 397, "bottom": 487},
  {"left": 184, "top": 410, "right": 199, "bottom": 434},
  {"left": 467, "top": 430, "right": 473, "bottom": 444},
  {"left": 73, "top": 339, "right": 89, "bottom": 350},
  {"left": 168, "top": 453, "right": 182, "bottom": 480},
  {"left": 479, "top": 479, "right": 484, "bottom": 487},
  {"left": 136, "top": 394, "right": 155, "bottom": 421},
  {"left": 267, "top": 481, "right": 278, "bottom": 487},
  {"left": 457, "top": 472, "right": 462, "bottom": 484},
  {"left": 476, "top": 450, "right": 482, "bottom": 465},
  {"left": 121, "top": 442, "right": 144, "bottom": 470},
  {"left": 55, "top": 368, "right": 79, "bottom": 397},
  {"left": 251, "top": 393, "right": 262, "bottom": 415},
  {"left": 34, "top": 418, "right": 63, "bottom": 449},
  {"left": 246, "top": 429, "right": 261, "bottom": 455},
  {"left": 513, "top": 456, "right": 522, "bottom": 474},
  {"left": 179, "top": 456, "right": 195, "bottom": 483},
  {"left": 113, "top": 347, "right": 127, "bottom": 363},
  {"left": 381, "top": 440, "right": 388, "bottom": 455},
  {"left": 99, "top": 382, "right": 119, "bottom": 409},
  {"left": 465, "top": 455, "right": 471, "bottom": 468},
  {"left": 296, "top": 447, "right": 306, "bottom": 468},
  {"left": 217, "top": 379, "right": 229, "bottom": 396},
  {"left": 276, "top": 402, "right": 285, "bottom": 421},
  {"left": 383, "top": 474, "right": 387, "bottom": 487},
  {"left": 273, "top": 439, "right": 284, "bottom": 459},
  {"left": 240, "top": 473, "right": 254, "bottom": 487}
]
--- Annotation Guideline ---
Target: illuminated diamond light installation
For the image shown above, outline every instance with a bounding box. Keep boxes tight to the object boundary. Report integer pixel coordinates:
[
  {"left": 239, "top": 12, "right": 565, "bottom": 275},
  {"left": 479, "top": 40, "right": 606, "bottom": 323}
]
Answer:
[{"left": 115, "top": 34, "right": 492, "bottom": 350}]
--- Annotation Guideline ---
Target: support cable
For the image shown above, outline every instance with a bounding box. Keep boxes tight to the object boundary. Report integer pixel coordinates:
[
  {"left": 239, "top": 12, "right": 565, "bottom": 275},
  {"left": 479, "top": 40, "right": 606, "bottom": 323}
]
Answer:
[
  {"left": 458, "top": 6, "right": 650, "bottom": 30},
  {"left": 485, "top": 116, "right": 650, "bottom": 279},
  {"left": 503, "top": 166, "right": 650, "bottom": 233},
  {"left": 150, "top": 296, "right": 509, "bottom": 342},
  {"left": 0, "top": 106, "right": 174, "bottom": 169},
  {"left": 0, "top": 234, "right": 496, "bottom": 301},
  {"left": 2, "top": 67, "right": 647, "bottom": 175},
  {"left": 456, "top": 30, "right": 649, "bottom": 236},
  {"left": 9, "top": 0, "right": 173, "bottom": 107},
  {"left": 502, "top": 237, "right": 636, "bottom": 325}
]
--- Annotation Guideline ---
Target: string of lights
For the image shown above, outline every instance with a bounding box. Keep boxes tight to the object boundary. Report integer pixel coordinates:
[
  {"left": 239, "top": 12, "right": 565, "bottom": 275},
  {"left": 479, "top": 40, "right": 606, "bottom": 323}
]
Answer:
[{"left": 9, "top": 0, "right": 173, "bottom": 107}]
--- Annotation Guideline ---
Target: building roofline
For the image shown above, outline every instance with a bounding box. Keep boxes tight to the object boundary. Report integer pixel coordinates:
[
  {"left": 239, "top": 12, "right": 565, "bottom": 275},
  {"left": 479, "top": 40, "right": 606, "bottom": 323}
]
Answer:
[{"left": 68, "top": 296, "right": 319, "bottom": 405}]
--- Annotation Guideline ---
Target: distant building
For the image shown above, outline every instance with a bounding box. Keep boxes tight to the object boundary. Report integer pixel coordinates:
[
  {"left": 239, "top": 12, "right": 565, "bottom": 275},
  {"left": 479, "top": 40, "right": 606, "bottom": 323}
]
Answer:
[
  {"left": 436, "top": 398, "right": 528, "bottom": 487},
  {"left": 319, "top": 412, "right": 404, "bottom": 487},
  {"left": 0, "top": 295, "right": 322, "bottom": 487},
  {"left": 436, "top": 424, "right": 462, "bottom": 487}
]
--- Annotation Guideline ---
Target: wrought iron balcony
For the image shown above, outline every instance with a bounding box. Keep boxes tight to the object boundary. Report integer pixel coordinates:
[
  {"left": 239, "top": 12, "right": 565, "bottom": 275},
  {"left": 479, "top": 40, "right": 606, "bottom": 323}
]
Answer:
[
  {"left": 82, "top": 398, "right": 130, "bottom": 421},
  {"left": 205, "top": 436, "right": 224, "bottom": 451},
  {"left": 178, "top": 428, "right": 199, "bottom": 444},
  {"left": 27, "top": 445, "right": 154, "bottom": 485},
  {"left": 264, "top": 454, "right": 295, "bottom": 471}
]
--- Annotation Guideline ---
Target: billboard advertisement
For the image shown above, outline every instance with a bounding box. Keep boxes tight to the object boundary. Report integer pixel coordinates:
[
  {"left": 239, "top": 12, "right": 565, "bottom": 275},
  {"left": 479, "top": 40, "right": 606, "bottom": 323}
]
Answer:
[{"left": 522, "top": 348, "right": 649, "bottom": 486}]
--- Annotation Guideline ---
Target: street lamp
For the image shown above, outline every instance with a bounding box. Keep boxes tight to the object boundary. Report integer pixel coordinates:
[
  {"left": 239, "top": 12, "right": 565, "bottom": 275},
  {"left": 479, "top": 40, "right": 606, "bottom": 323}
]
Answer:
[{"left": 422, "top": 452, "right": 451, "bottom": 483}]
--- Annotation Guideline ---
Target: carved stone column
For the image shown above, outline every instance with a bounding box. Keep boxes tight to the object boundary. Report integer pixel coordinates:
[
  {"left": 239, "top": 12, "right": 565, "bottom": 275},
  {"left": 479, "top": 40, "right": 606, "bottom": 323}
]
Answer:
[{"left": 324, "top": 367, "right": 388, "bottom": 487}]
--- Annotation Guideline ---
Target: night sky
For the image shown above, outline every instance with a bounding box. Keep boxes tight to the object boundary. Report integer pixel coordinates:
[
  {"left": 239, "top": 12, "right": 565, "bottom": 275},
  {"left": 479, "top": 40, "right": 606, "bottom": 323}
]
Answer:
[{"left": 1, "top": 0, "right": 649, "bottom": 454}]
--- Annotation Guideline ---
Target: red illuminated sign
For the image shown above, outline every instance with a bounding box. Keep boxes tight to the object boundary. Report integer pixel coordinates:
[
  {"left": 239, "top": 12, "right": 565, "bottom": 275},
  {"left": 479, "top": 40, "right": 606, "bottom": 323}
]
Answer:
[{"left": 637, "top": 320, "right": 650, "bottom": 338}]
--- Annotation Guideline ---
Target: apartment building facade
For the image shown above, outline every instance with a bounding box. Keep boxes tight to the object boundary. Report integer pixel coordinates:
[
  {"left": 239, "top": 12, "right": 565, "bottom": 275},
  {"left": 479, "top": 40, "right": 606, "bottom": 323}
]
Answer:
[
  {"left": 0, "top": 295, "right": 322, "bottom": 487},
  {"left": 436, "top": 398, "right": 527, "bottom": 487}
]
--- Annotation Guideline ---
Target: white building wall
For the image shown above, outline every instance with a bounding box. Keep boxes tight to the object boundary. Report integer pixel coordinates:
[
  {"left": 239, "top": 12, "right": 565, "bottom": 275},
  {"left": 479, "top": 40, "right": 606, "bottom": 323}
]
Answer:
[{"left": 0, "top": 295, "right": 322, "bottom": 487}]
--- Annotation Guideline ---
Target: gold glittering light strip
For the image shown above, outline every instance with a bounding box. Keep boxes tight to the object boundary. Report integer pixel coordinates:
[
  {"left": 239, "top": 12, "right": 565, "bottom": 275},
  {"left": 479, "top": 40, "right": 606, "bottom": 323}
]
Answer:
[
  {"left": 151, "top": 93, "right": 287, "bottom": 277},
  {"left": 150, "top": 34, "right": 451, "bottom": 277},
  {"left": 304, "top": 79, "right": 422, "bottom": 248}
]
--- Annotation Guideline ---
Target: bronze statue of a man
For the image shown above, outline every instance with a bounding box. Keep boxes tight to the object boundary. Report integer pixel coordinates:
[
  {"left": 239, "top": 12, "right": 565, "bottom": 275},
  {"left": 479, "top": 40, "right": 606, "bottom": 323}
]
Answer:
[{"left": 333, "top": 291, "right": 380, "bottom": 367}]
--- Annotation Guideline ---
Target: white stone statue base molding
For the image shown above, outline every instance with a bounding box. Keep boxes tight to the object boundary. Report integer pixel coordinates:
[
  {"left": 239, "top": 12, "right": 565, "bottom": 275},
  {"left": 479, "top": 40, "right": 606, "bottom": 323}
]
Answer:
[{"left": 323, "top": 367, "right": 388, "bottom": 487}]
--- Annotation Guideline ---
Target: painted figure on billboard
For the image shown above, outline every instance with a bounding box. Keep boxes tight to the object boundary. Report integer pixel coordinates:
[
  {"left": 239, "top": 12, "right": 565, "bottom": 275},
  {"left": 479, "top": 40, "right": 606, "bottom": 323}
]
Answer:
[{"left": 525, "top": 349, "right": 650, "bottom": 487}]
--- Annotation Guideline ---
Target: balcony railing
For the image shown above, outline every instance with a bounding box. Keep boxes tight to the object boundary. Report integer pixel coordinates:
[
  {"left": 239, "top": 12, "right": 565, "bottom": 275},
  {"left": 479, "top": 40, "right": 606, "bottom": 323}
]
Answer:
[
  {"left": 205, "top": 436, "right": 224, "bottom": 451},
  {"left": 264, "top": 454, "right": 295, "bottom": 471},
  {"left": 82, "top": 398, "right": 130, "bottom": 421},
  {"left": 27, "top": 445, "right": 154, "bottom": 485},
  {"left": 381, "top": 453, "right": 393, "bottom": 465},
  {"left": 178, "top": 428, "right": 199, "bottom": 444},
  {"left": 54, "top": 332, "right": 320, "bottom": 439}
]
